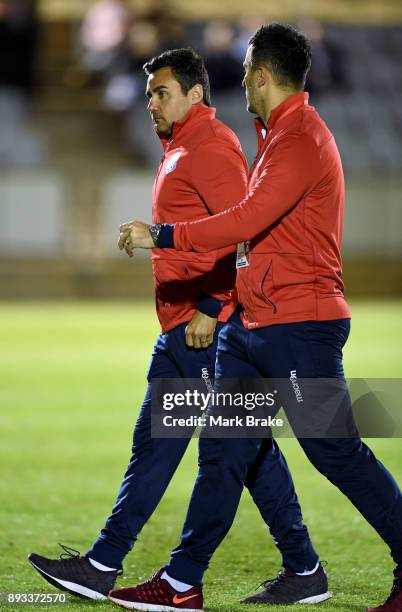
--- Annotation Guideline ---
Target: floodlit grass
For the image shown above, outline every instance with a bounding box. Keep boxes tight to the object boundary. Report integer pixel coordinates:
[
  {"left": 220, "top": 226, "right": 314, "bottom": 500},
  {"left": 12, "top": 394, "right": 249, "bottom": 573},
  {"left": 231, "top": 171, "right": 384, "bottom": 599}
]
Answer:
[{"left": 0, "top": 300, "right": 401, "bottom": 611}]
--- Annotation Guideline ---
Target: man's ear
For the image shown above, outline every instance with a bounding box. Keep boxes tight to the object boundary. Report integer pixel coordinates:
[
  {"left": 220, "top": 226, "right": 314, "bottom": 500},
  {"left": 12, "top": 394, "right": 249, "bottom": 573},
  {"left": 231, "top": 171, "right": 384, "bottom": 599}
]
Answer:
[
  {"left": 190, "top": 84, "right": 204, "bottom": 105},
  {"left": 257, "top": 66, "right": 268, "bottom": 89}
]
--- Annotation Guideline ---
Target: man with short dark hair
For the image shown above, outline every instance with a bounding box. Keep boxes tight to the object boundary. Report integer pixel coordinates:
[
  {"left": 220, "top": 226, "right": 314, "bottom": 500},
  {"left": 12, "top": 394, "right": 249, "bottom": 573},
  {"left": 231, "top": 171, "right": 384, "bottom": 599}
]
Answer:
[
  {"left": 28, "top": 47, "right": 322, "bottom": 603},
  {"left": 113, "top": 24, "right": 402, "bottom": 611}
]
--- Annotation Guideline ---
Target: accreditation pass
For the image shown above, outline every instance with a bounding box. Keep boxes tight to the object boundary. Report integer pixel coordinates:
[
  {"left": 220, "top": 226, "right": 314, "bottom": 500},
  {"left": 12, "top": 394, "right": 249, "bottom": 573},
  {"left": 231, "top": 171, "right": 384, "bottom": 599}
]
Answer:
[{"left": 236, "top": 241, "right": 250, "bottom": 268}]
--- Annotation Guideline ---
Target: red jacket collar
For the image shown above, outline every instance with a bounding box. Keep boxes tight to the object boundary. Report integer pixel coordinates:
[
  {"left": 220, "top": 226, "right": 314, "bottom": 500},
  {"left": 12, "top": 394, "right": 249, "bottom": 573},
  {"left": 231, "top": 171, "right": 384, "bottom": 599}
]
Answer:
[
  {"left": 159, "top": 103, "right": 216, "bottom": 151},
  {"left": 268, "top": 91, "right": 309, "bottom": 130},
  {"left": 253, "top": 91, "right": 309, "bottom": 151}
]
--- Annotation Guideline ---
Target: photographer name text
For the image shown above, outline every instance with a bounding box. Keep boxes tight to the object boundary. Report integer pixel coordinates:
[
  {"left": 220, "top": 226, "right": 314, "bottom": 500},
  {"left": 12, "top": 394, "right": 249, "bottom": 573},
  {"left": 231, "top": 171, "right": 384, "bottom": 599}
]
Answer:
[{"left": 162, "top": 415, "right": 283, "bottom": 428}]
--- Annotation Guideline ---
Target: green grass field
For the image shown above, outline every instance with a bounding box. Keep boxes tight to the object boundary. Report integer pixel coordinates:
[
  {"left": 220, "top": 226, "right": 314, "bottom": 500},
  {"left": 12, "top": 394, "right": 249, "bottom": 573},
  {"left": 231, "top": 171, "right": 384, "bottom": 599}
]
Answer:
[{"left": 1, "top": 300, "right": 401, "bottom": 612}]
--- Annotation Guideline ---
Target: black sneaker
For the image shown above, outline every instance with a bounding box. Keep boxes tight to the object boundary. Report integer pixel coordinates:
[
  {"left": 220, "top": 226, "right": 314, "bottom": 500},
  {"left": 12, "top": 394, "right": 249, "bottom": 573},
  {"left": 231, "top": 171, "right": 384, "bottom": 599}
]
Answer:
[
  {"left": 241, "top": 562, "right": 331, "bottom": 605},
  {"left": 28, "top": 544, "right": 122, "bottom": 600}
]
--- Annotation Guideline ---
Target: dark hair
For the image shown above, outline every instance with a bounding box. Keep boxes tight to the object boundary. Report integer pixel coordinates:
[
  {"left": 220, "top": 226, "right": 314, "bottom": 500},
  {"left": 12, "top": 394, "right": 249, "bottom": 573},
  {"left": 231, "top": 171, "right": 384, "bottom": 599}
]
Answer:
[
  {"left": 143, "top": 48, "right": 211, "bottom": 106},
  {"left": 249, "top": 23, "right": 312, "bottom": 90}
]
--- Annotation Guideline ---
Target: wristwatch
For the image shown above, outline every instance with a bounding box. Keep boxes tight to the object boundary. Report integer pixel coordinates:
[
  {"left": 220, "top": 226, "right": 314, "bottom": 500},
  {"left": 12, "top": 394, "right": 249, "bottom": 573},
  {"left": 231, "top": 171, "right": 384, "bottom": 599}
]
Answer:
[{"left": 149, "top": 223, "right": 162, "bottom": 247}]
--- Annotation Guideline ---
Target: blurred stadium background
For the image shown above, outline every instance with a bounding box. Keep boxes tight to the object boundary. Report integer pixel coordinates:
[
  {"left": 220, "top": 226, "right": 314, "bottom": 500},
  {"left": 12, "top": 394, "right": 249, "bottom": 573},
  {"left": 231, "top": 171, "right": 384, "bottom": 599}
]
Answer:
[
  {"left": 0, "top": 0, "right": 401, "bottom": 298},
  {"left": 1, "top": 2, "right": 402, "bottom": 610}
]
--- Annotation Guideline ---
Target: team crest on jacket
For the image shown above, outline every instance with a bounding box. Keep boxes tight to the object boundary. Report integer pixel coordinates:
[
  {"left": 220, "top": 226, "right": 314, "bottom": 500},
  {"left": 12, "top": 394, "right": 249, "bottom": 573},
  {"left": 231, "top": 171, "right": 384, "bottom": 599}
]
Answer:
[{"left": 165, "top": 152, "right": 182, "bottom": 174}]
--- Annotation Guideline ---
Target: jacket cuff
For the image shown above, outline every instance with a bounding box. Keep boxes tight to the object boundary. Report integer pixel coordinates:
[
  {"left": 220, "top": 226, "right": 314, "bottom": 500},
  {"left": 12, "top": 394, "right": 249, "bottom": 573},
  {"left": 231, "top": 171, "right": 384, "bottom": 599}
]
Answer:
[
  {"left": 196, "top": 294, "right": 224, "bottom": 318},
  {"left": 156, "top": 224, "right": 175, "bottom": 248}
]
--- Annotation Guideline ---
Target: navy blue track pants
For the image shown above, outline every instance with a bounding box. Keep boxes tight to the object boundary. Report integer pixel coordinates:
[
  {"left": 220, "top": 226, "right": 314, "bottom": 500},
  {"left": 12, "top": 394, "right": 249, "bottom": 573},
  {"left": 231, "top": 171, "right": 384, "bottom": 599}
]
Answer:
[
  {"left": 86, "top": 321, "right": 317, "bottom": 571},
  {"left": 165, "top": 310, "right": 402, "bottom": 586}
]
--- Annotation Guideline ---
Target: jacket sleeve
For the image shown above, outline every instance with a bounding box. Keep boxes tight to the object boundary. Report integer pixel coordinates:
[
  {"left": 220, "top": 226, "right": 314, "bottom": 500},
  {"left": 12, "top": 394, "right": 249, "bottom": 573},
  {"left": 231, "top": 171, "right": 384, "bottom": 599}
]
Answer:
[
  {"left": 174, "top": 133, "right": 318, "bottom": 252},
  {"left": 195, "top": 293, "right": 224, "bottom": 318},
  {"left": 190, "top": 140, "right": 248, "bottom": 308}
]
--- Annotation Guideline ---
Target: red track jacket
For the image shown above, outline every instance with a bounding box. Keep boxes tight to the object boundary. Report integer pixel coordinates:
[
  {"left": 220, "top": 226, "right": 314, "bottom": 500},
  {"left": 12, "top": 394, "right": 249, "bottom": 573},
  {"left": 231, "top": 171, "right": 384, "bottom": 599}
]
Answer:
[
  {"left": 173, "top": 92, "right": 351, "bottom": 329},
  {"left": 152, "top": 103, "right": 248, "bottom": 332}
]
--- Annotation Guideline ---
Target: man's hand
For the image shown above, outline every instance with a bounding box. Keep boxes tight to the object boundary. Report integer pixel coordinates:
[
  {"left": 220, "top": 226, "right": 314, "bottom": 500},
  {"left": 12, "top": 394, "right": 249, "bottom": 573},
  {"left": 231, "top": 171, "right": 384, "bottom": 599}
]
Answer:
[
  {"left": 118, "top": 220, "right": 154, "bottom": 257},
  {"left": 185, "top": 310, "right": 217, "bottom": 349}
]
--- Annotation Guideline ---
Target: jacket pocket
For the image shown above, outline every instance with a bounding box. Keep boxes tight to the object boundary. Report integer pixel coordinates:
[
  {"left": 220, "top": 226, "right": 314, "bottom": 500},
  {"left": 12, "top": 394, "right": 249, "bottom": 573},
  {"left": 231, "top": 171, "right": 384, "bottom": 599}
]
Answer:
[
  {"left": 152, "top": 256, "right": 215, "bottom": 305},
  {"left": 237, "top": 254, "right": 276, "bottom": 314},
  {"left": 259, "top": 260, "right": 277, "bottom": 311},
  {"left": 153, "top": 259, "right": 190, "bottom": 304}
]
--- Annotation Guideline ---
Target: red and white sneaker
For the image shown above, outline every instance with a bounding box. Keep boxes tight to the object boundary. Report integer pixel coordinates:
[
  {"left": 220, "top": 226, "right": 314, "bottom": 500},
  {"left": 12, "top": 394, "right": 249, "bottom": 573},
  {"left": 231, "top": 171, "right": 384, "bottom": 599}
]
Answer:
[
  {"left": 367, "top": 567, "right": 402, "bottom": 612},
  {"left": 108, "top": 569, "right": 203, "bottom": 611}
]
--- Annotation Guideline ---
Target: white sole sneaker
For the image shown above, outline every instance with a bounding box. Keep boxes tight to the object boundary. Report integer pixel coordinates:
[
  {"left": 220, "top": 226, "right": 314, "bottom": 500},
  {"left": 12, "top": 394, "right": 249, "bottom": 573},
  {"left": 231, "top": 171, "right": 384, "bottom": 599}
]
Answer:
[
  {"left": 29, "top": 559, "right": 107, "bottom": 600},
  {"left": 297, "top": 591, "right": 332, "bottom": 604}
]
